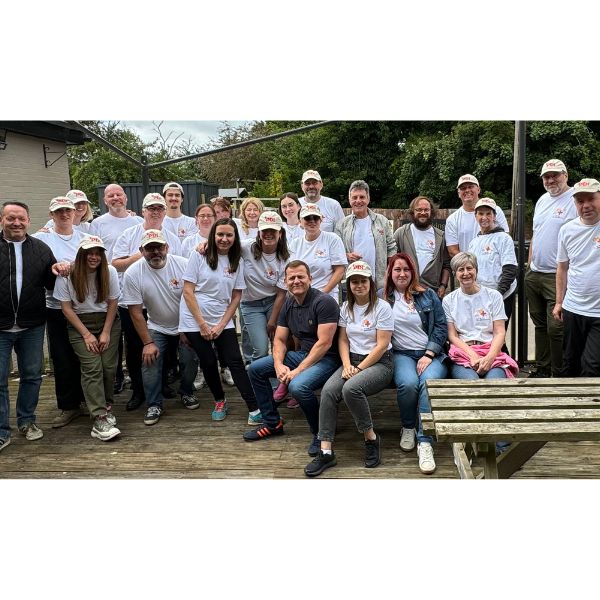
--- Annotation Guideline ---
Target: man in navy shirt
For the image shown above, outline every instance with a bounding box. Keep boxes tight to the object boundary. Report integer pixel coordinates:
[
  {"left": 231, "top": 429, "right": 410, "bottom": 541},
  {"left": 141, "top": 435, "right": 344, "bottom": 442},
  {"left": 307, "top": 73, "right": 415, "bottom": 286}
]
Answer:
[{"left": 243, "top": 260, "right": 340, "bottom": 456}]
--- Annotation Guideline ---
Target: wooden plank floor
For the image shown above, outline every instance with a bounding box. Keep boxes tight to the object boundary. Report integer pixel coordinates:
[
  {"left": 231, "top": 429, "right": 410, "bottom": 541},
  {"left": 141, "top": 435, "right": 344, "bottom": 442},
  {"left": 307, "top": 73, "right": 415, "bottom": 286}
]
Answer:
[{"left": 1, "top": 376, "right": 599, "bottom": 479}]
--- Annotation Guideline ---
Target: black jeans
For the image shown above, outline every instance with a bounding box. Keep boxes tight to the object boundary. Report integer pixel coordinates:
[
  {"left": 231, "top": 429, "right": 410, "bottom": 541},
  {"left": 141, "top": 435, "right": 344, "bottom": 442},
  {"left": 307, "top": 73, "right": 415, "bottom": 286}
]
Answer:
[
  {"left": 119, "top": 306, "right": 146, "bottom": 400},
  {"left": 186, "top": 329, "right": 257, "bottom": 411},
  {"left": 560, "top": 309, "right": 600, "bottom": 377},
  {"left": 46, "top": 308, "right": 85, "bottom": 410}
]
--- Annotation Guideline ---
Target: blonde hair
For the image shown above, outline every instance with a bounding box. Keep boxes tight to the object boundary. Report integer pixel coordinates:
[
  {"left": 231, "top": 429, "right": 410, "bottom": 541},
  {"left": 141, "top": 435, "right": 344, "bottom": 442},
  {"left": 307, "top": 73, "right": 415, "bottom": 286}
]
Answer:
[{"left": 239, "top": 197, "right": 264, "bottom": 234}]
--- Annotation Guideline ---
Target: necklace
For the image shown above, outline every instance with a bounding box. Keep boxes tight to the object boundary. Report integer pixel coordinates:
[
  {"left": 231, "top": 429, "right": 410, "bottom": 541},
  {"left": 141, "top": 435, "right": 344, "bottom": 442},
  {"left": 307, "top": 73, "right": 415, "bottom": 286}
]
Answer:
[{"left": 56, "top": 231, "right": 74, "bottom": 241}]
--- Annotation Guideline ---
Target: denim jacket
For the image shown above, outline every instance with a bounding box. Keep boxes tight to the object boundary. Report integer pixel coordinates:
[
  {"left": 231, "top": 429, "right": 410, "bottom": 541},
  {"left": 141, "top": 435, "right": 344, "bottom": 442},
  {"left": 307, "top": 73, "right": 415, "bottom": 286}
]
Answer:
[{"left": 384, "top": 287, "right": 448, "bottom": 359}]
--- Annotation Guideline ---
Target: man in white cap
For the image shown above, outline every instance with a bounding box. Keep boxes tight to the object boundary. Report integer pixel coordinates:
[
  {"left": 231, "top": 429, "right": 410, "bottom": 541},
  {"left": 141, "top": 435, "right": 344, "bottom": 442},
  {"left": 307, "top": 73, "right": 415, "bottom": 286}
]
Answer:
[
  {"left": 121, "top": 229, "right": 197, "bottom": 425},
  {"left": 299, "top": 169, "right": 345, "bottom": 233},
  {"left": 552, "top": 178, "right": 600, "bottom": 377},
  {"left": 445, "top": 174, "right": 509, "bottom": 257},
  {"left": 112, "top": 193, "right": 182, "bottom": 411},
  {"left": 161, "top": 182, "right": 198, "bottom": 242},
  {"left": 525, "top": 159, "right": 577, "bottom": 378}
]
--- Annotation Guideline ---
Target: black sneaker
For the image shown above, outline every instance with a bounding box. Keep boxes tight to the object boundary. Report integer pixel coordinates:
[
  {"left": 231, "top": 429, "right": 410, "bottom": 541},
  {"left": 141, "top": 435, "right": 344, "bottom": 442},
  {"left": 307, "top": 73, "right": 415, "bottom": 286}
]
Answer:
[
  {"left": 243, "top": 420, "right": 284, "bottom": 442},
  {"left": 528, "top": 368, "right": 551, "bottom": 378},
  {"left": 126, "top": 393, "right": 145, "bottom": 411},
  {"left": 305, "top": 451, "right": 337, "bottom": 477},
  {"left": 308, "top": 435, "right": 320, "bottom": 457},
  {"left": 364, "top": 434, "right": 382, "bottom": 468}
]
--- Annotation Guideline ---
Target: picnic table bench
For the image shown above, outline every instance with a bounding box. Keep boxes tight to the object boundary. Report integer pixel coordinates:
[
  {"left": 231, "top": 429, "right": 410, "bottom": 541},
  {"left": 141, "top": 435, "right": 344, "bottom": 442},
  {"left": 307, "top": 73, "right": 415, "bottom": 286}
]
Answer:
[{"left": 422, "top": 378, "right": 600, "bottom": 479}]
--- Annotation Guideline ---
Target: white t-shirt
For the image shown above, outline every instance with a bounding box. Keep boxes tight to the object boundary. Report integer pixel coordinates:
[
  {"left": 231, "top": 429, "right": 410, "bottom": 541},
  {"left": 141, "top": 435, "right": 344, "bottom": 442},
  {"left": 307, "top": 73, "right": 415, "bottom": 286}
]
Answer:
[
  {"left": 530, "top": 188, "right": 577, "bottom": 273},
  {"left": 43, "top": 220, "right": 91, "bottom": 233},
  {"left": 299, "top": 195, "right": 345, "bottom": 233},
  {"left": 557, "top": 218, "right": 600, "bottom": 317},
  {"left": 282, "top": 222, "right": 304, "bottom": 245},
  {"left": 410, "top": 224, "right": 436, "bottom": 275},
  {"left": 181, "top": 233, "right": 208, "bottom": 259},
  {"left": 53, "top": 265, "right": 120, "bottom": 313},
  {"left": 391, "top": 291, "right": 430, "bottom": 351},
  {"left": 179, "top": 253, "right": 245, "bottom": 331},
  {"left": 468, "top": 231, "right": 517, "bottom": 299},
  {"left": 121, "top": 255, "right": 189, "bottom": 335},
  {"left": 240, "top": 242, "right": 287, "bottom": 302},
  {"left": 445, "top": 206, "right": 509, "bottom": 251},
  {"left": 89, "top": 213, "right": 143, "bottom": 261},
  {"left": 6, "top": 240, "right": 25, "bottom": 332},
  {"left": 162, "top": 214, "right": 198, "bottom": 241},
  {"left": 339, "top": 298, "right": 393, "bottom": 355},
  {"left": 33, "top": 228, "right": 86, "bottom": 309},
  {"left": 290, "top": 231, "right": 348, "bottom": 299},
  {"left": 112, "top": 224, "right": 183, "bottom": 262},
  {"left": 233, "top": 218, "right": 259, "bottom": 243},
  {"left": 443, "top": 286, "right": 507, "bottom": 343},
  {"left": 352, "top": 216, "right": 376, "bottom": 275}
]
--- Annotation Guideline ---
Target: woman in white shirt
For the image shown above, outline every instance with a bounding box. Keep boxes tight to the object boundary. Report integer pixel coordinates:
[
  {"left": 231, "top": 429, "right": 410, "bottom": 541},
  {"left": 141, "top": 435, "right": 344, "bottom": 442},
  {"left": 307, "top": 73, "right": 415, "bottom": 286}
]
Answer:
[
  {"left": 304, "top": 261, "right": 393, "bottom": 477},
  {"left": 180, "top": 218, "right": 261, "bottom": 424},
  {"left": 234, "top": 197, "right": 264, "bottom": 243},
  {"left": 278, "top": 192, "right": 303, "bottom": 245},
  {"left": 384, "top": 252, "right": 448, "bottom": 475},
  {"left": 289, "top": 203, "right": 347, "bottom": 300},
  {"left": 442, "top": 252, "right": 508, "bottom": 380},
  {"left": 53, "top": 235, "right": 121, "bottom": 441},
  {"left": 467, "top": 198, "right": 518, "bottom": 323},
  {"left": 240, "top": 211, "right": 289, "bottom": 368},
  {"left": 181, "top": 203, "right": 216, "bottom": 258}
]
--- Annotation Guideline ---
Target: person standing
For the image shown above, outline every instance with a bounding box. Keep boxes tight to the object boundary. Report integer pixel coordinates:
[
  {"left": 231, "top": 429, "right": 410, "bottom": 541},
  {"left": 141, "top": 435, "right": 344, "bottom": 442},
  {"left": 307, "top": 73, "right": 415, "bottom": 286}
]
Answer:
[
  {"left": 161, "top": 182, "right": 198, "bottom": 242},
  {"left": 445, "top": 174, "right": 509, "bottom": 257},
  {"left": 335, "top": 179, "right": 397, "bottom": 292},
  {"left": 525, "top": 159, "right": 577, "bottom": 377},
  {"left": 0, "top": 202, "right": 63, "bottom": 451},
  {"left": 278, "top": 192, "right": 304, "bottom": 245},
  {"left": 298, "top": 169, "right": 345, "bottom": 233},
  {"left": 53, "top": 235, "right": 122, "bottom": 441},
  {"left": 552, "top": 178, "right": 600, "bottom": 377},
  {"left": 33, "top": 197, "right": 87, "bottom": 428},
  {"left": 393, "top": 195, "right": 450, "bottom": 298}
]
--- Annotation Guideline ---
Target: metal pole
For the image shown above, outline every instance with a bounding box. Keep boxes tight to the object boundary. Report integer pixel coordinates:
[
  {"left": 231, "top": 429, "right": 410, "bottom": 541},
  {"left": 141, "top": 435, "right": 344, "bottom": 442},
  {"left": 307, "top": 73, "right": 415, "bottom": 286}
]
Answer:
[
  {"left": 515, "top": 121, "right": 528, "bottom": 367},
  {"left": 141, "top": 154, "right": 150, "bottom": 195}
]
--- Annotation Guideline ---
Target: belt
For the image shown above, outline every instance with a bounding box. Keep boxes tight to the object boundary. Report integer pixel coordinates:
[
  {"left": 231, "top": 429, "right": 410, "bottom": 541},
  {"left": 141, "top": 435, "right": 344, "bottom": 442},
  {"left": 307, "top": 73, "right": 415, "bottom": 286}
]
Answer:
[{"left": 465, "top": 340, "right": 486, "bottom": 346}]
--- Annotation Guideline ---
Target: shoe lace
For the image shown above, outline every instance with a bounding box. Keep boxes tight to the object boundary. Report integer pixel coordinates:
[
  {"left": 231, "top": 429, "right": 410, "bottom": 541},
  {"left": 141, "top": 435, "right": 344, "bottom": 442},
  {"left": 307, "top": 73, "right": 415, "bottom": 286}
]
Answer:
[
  {"left": 214, "top": 401, "right": 226, "bottom": 412},
  {"left": 420, "top": 444, "right": 434, "bottom": 463}
]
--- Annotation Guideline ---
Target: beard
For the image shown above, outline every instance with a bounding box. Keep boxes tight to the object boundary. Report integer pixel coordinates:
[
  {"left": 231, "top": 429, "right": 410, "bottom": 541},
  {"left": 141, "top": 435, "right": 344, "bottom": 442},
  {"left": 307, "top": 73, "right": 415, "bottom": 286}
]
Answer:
[{"left": 411, "top": 214, "right": 433, "bottom": 230}]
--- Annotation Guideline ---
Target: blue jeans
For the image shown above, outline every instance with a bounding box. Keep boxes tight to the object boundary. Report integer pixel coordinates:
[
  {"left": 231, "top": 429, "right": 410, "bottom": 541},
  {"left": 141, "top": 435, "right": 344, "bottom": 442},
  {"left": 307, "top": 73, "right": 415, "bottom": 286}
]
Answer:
[
  {"left": 240, "top": 295, "right": 276, "bottom": 362},
  {"left": 450, "top": 364, "right": 507, "bottom": 380},
  {"left": 0, "top": 324, "right": 45, "bottom": 440},
  {"left": 393, "top": 350, "right": 448, "bottom": 444},
  {"left": 248, "top": 351, "right": 341, "bottom": 434},
  {"left": 142, "top": 330, "right": 196, "bottom": 408}
]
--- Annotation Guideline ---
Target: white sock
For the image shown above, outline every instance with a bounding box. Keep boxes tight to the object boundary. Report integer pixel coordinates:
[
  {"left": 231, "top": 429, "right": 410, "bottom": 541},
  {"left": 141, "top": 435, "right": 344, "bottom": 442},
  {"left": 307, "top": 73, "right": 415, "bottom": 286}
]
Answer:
[
  {"left": 249, "top": 409, "right": 260, "bottom": 417},
  {"left": 322, "top": 448, "right": 332, "bottom": 455}
]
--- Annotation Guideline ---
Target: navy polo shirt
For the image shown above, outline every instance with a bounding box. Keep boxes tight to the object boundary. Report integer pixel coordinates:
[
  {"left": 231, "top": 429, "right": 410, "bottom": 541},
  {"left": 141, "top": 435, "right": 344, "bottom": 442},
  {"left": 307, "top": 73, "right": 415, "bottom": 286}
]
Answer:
[{"left": 277, "top": 287, "right": 340, "bottom": 358}]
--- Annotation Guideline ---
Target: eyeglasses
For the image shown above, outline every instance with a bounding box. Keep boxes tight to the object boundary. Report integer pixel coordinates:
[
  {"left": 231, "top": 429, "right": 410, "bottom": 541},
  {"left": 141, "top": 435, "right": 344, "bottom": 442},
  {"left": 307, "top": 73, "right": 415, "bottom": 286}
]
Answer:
[
  {"left": 542, "top": 173, "right": 564, "bottom": 181},
  {"left": 145, "top": 206, "right": 165, "bottom": 212},
  {"left": 303, "top": 215, "right": 320, "bottom": 221}
]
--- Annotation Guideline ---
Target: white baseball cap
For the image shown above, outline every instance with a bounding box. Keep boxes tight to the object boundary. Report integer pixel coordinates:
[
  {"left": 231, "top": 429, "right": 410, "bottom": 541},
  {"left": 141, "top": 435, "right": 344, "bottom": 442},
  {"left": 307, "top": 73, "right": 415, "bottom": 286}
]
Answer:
[
  {"left": 49, "top": 196, "right": 75, "bottom": 212},
  {"left": 474, "top": 197, "right": 498, "bottom": 212},
  {"left": 540, "top": 159, "right": 567, "bottom": 176},
  {"left": 573, "top": 178, "right": 600, "bottom": 194},
  {"left": 142, "top": 193, "right": 167, "bottom": 208},
  {"left": 258, "top": 211, "right": 283, "bottom": 231},
  {"left": 345, "top": 260, "right": 373, "bottom": 280},
  {"left": 140, "top": 229, "right": 168, "bottom": 247},
  {"left": 162, "top": 182, "right": 184, "bottom": 195},
  {"left": 300, "top": 203, "right": 322, "bottom": 219},
  {"left": 302, "top": 170, "right": 322, "bottom": 183},
  {"left": 66, "top": 189, "right": 89, "bottom": 203},
  {"left": 79, "top": 235, "right": 106, "bottom": 250},
  {"left": 457, "top": 174, "right": 480, "bottom": 189}
]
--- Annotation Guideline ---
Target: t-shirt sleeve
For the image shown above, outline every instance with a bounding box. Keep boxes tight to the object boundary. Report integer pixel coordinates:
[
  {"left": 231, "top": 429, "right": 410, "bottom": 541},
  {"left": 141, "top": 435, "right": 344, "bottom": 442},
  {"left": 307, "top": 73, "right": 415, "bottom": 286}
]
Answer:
[
  {"left": 339, "top": 303, "right": 349, "bottom": 328},
  {"left": 277, "top": 298, "right": 291, "bottom": 328},
  {"left": 183, "top": 251, "right": 202, "bottom": 284},
  {"left": 107, "top": 265, "right": 121, "bottom": 300},
  {"left": 112, "top": 232, "right": 130, "bottom": 260},
  {"left": 376, "top": 300, "right": 395, "bottom": 331},
  {"left": 556, "top": 227, "right": 569, "bottom": 263},
  {"left": 121, "top": 267, "right": 143, "bottom": 305},
  {"left": 329, "top": 234, "right": 349, "bottom": 266},
  {"left": 442, "top": 294, "right": 455, "bottom": 323},
  {"left": 233, "top": 260, "right": 246, "bottom": 290},
  {"left": 500, "top": 234, "right": 517, "bottom": 265},
  {"left": 276, "top": 260, "right": 288, "bottom": 290},
  {"left": 496, "top": 208, "right": 510, "bottom": 233},
  {"left": 489, "top": 289, "right": 508, "bottom": 321},
  {"left": 316, "top": 294, "right": 341, "bottom": 324},
  {"left": 444, "top": 214, "right": 458, "bottom": 246},
  {"left": 52, "top": 276, "right": 71, "bottom": 302}
]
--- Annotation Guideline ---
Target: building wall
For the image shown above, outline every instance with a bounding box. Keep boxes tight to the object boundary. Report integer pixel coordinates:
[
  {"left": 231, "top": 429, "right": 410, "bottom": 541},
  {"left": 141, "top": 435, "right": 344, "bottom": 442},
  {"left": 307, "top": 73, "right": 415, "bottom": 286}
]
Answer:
[{"left": 0, "top": 130, "right": 71, "bottom": 230}]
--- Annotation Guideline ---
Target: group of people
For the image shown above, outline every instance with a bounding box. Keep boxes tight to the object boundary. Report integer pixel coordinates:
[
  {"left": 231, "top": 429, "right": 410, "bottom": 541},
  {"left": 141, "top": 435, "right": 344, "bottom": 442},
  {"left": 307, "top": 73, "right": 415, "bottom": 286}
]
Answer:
[{"left": 1, "top": 161, "right": 598, "bottom": 477}]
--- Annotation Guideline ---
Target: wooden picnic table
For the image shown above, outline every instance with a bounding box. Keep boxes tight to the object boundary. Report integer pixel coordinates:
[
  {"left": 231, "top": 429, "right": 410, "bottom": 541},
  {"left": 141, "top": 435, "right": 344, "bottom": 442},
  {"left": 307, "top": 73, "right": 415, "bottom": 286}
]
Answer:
[{"left": 422, "top": 378, "right": 600, "bottom": 479}]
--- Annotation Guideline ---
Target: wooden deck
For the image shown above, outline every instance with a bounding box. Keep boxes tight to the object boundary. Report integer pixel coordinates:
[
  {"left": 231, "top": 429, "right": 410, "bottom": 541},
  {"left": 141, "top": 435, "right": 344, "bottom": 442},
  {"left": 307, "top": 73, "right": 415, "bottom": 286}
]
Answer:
[{"left": 1, "top": 376, "right": 599, "bottom": 479}]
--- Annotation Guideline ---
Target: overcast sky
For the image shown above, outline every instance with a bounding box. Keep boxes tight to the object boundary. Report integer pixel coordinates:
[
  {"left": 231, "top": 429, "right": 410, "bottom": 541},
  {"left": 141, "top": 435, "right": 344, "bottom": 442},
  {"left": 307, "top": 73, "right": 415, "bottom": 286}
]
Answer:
[{"left": 122, "top": 120, "right": 251, "bottom": 147}]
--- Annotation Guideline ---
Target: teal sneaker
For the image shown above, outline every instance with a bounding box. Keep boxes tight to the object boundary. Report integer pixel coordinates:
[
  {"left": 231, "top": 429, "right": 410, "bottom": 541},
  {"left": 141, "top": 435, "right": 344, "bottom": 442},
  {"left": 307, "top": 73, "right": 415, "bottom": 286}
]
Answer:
[
  {"left": 211, "top": 400, "right": 228, "bottom": 421},
  {"left": 247, "top": 411, "right": 263, "bottom": 425}
]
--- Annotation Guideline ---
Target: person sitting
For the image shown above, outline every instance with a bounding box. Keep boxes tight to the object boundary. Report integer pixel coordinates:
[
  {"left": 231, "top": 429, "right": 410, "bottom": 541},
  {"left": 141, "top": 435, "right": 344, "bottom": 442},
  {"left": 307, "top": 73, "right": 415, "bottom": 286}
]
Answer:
[{"left": 304, "top": 261, "right": 393, "bottom": 477}]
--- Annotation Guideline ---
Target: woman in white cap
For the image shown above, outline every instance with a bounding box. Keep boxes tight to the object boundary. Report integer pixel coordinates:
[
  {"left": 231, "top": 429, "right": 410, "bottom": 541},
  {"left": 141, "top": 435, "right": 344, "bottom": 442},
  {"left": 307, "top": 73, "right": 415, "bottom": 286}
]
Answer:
[
  {"left": 468, "top": 198, "right": 518, "bottom": 323},
  {"left": 34, "top": 197, "right": 87, "bottom": 428},
  {"left": 304, "top": 261, "right": 394, "bottom": 477},
  {"left": 383, "top": 252, "right": 448, "bottom": 475},
  {"left": 239, "top": 212, "right": 289, "bottom": 391},
  {"left": 289, "top": 202, "right": 348, "bottom": 300},
  {"left": 180, "top": 218, "right": 262, "bottom": 423},
  {"left": 234, "top": 197, "right": 264, "bottom": 243},
  {"left": 53, "top": 235, "right": 122, "bottom": 441},
  {"left": 278, "top": 192, "right": 304, "bottom": 245},
  {"left": 40, "top": 189, "right": 94, "bottom": 232}
]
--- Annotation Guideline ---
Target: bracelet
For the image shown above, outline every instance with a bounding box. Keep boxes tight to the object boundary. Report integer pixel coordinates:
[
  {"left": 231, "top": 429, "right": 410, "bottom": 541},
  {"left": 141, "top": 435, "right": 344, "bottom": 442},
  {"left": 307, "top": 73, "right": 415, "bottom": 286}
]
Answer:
[
  {"left": 355, "top": 366, "right": 363, "bottom": 371},
  {"left": 425, "top": 352, "right": 435, "bottom": 359},
  {"left": 143, "top": 341, "right": 154, "bottom": 346}
]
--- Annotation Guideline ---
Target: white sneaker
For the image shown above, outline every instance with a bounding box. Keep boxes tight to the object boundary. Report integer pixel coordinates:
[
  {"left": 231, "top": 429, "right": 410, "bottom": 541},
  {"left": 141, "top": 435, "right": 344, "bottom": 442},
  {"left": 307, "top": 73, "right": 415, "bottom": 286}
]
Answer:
[
  {"left": 194, "top": 370, "right": 206, "bottom": 390},
  {"left": 221, "top": 367, "right": 234, "bottom": 386},
  {"left": 91, "top": 415, "right": 121, "bottom": 441},
  {"left": 400, "top": 427, "right": 416, "bottom": 452},
  {"left": 417, "top": 442, "right": 436, "bottom": 474}
]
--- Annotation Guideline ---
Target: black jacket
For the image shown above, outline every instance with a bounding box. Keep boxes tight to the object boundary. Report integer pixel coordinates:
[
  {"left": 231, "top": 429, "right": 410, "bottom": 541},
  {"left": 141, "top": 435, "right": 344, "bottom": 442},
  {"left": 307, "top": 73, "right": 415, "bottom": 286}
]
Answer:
[{"left": 0, "top": 232, "right": 57, "bottom": 330}]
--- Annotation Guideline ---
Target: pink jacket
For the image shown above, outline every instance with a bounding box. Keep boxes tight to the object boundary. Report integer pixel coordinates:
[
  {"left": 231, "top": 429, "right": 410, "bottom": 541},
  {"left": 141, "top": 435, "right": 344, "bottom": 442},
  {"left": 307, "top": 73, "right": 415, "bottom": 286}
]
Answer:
[{"left": 448, "top": 342, "right": 519, "bottom": 378}]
